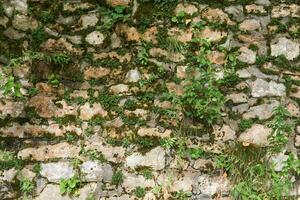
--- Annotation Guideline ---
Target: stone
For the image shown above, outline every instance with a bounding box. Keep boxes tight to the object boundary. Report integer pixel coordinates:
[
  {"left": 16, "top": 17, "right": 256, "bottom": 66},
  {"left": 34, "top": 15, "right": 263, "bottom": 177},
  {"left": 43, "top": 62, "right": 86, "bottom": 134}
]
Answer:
[
  {"left": 240, "top": 19, "right": 261, "bottom": 32},
  {"left": 170, "top": 171, "right": 199, "bottom": 192},
  {"left": 226, "top": 93, "right": 248, "bottom": 104},
  {"left": 213, "top": 125, "right": 236, "bottom": 141},
  {"left": 78, "top": 13, "right": 98, "bottom": 30},
  {"left": 116, "top": 24, "right": 141, "bottom": 42},
  {"left": 250, "top": 79, "right": 286, "bottom": 97},
  {"left": 194, "top": 175, "right": 230, "bottom": 197},
  {"left": 238, "top": 47, "right": 256, "bottom": 64},
  {"left": 271, "top": 152, "right": 289, "bottom": 172},
  {"left": 272, "top": 4, "right": 300, "bottom": 18},
  {"left": 255, "top": 0, "right": 270, "bottom": 6},
  {"left": 207, "top": 51, "right": 226, "bottom": 65},
  {"left": 0, "top": 168, "right": 17, "bottom": 182},
  {"left": 64, "top": 35, "right": 82, "bottom": 45},
  {"left": 85, "top": 31, "right": 105, "bottom": 46},
  {"left": 245, "top": 4, "right": 266, "bottom": 14},
  {"left": 126, "top": 147, "right": 166, "bottom": 170},
  {"left": 106, "top": 0, "right": 131, "bottom": 7},
  {"left": 63, "top": 2, "right": 95, "bottom": 12},
  {"left": 43, "top": 38, "right": 83, "bottom": 55},
  {"left": 295, "top": 135, "right": 300, "bottom": 147},
  {"left": 125, "top": 69, "right": 141, "bottom": 82},
  {"left": 137, "top": 127, "right": 171, "bottom": 138},
  {"left": 110, "top": 84, "right": 129, "bottom": 94},
  {"left": 34, "top": 183, "right": 97, "bottom": 200},
  {"left": 84, "top": 67, "right": 110, "bottom": 80},
  {"left": 238, "top": 124, "right": 272, "bottom": 146},
  {"left": 225, "top": 5, "right": 244, "bottom": 22},
  {"left": 0, "top": 16, "right": 9, "bottom": 28},
  {"left": 243, "top": 100, "right": 279, "bottom": 120},
  {"left": 3, "top": 27, "right": 25, "bottom": 39},
  {"left": 29, "top": 95, "right": 58, "bottom": 118},
  {"left": 84, "top": 135, "right": 126, "bottom": 163},
  {"left": 40, "top": 162, "right": 74, "bottom": 182},
  {"left": 271, "top": 37, "right": 300, "bottom": 60},
  {"left": 202, "top": 8, "right": 235, "bottom": 25},
  {"left": 168, "top": 27, "right": 193, "bottom": 43},
  {"left": 122, "top": 173, "right": 155, "bottom": 192},
  {"left": 198, "top": 27, "right": 227, "bottom": 42},
  {"left": 237, "top": 66, "right": 277, "bottom": 80},
  {"left": 286, "top": 101, "right": 300, "bottom": 118},
  {"left": 0, "top": 101, "right": 24, "bottom": 118},
  {"left": 17, "top": 142, "right": 80, "bottom": 161},
  {"left": 80, "top": 161, "right": 113, "bottom": 182},
  {"left": 11, "top": 0, "right": 28, "bottom": 14},
  {"left": 79, "top": 103, "right": 108, "bottom": 120},
  {"left": 174, "top": 3, "right": 198, "bottom": 15},
  {"left": 12, "top": 14, "right": 38, "bottom": 31}
]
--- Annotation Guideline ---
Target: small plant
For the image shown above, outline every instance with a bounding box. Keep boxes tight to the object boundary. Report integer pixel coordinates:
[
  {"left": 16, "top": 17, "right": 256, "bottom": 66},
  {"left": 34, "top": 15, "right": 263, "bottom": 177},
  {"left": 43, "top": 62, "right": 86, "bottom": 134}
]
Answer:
[
  {"left": 173, "top": 190, "right": 191, "bottom": 200},
  {"left": 134, "top": 186, "right": 146, "bottom": 198},
  {"left": 142, "top": 169, "right": 153, "bottom": 180},
  {"left": 60, "top": 177, "right": 81, "bottom": 196},
  {"left": 238, "top": 119, "right": 253, "bottom": 132},
  {"left": 100, "top": 5, "right": 130, "bottom": 31},
  {"left": 160, "top": 137, "right": 177, "bottom": 149},
  {"left": 86, "top": 150, "right": 107, "bottom": 163},
  {"left": 137, "top": 43, "right": 149, "bottom": 65},
  {"left": 20, "top": 179, "right": 35, "bottom": 196},
  {"left": 0, "top": 76, "right": 22, "bottom": 97},
  {"left": 188, "top": 148, "right": 204, "bottom": 160},
  {"left": 171, "top": 11, "right": 187, "bottom": 27},
  {"left": 50, "top": 53, "right": 71, "bottom": 66},
  {"left": 267, "top": 106, "right": 293, "bottom": 153},
  {"left": 112, "top": 171, "right": 124, "bottom": 186},
  {"left": 47, "top": 74, "right": 60, "bottom": 87}
]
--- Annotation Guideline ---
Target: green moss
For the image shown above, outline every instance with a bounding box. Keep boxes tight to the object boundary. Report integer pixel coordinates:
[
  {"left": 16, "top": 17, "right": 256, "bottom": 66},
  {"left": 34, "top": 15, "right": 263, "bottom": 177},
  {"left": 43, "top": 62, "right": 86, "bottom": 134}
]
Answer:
[{"left": 0, "top": 150, "right": 24, "bottom": 170}]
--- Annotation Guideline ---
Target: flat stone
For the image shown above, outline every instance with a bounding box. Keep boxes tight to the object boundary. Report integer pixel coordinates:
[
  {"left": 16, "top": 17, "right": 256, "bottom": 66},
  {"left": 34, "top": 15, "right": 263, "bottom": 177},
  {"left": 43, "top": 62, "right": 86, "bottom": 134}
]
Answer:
[
  {"left": 106, "top": 0, "right": 131, "bottom": 7},
  {"left": 271, "top": 152, "right": 289, "bottom": 172},
  {"left": 110, "top": 84, "right": 129, "bottom": 94},
  {"left": 170, "top": 171, "right": 199, "bottom": 192},
  {"left": 3, "top": 27, "right": 25, "bottom": 39},
  {"left": 213, "top": 125, "right": 236, "bottom": 141},
  {"left": 243, "top": 100, "right": 279, "bottom": 120},
  {"left": 79, "top": 102, "right": 108, "bottom": 120},
  {"left": 78, "top": 13, "right": 98, "bottom": 30},
  {"left": 11, "top": 0, "right": 28, "bottom": 14},
  {"left": 238, "top": 124, "right": 271, "bottom": 146},
  {"left": 240, "top": 19, "right": 261, "bottom": 32},
  {"left": 225, "top": 5, "right": 244, "bottom": 22},
  {"left": 137, "top": 127, "right": 171, "bottom": 138},
  {"left": 271, "top": 37, "right": 300, "bottom": 60},
  {"left": 126, "top": 147, "right": 166, "bottom": 170},
  {"left": 63, "top": 2, "right": 95, "bottom": 12},
  {"left": 250, "top": 78, "right": 286, "bottom": 97},
  {"left": 202, "top": 8, "right": 235, "bottom": 25},
  {"left": 12, "top": 14, "right": 38, "bottom": 31},
  {"left": 122, "top": 172, "right": 155, "bottom": 192},
  {"left": 198, "top": 27, "right": 227, "bottom": 42},
  {"left": 85, "top": 31, "right": 105, "bottom": 46},
  {"left": 194, "top": 175, "right": 231, "bottom": 197},
  {"left": 17, "top": 142, "right": 80, "bottom": 161},
  {"left": 29, "top": 95, "right": 58, "bottom": 118},
  {"left": 80, "top": 161, "right": 113, "bottom": 182},
  {"left": 40, "top": 162, "right": 74, "bottom": 183},
  {"left": 0, "top": 101, "right": 24, "bottom": 119},
  {"left": 238, "top": 47, "right": 256, "bottom": 64},
  {"left": 125, "top": 69, "right": 141, "bottom": 82},
  {"left": 84, "top": 67, "right": 110, "bottom": 80},
  {"left": 0, "top": 16, "right": 9, "bottom": 28},
  {"left": 226, "top": 93, "right": 248, "bottom": 104},
  {"left": 174, "top": 3, "right": 198, "bottom": 15}
]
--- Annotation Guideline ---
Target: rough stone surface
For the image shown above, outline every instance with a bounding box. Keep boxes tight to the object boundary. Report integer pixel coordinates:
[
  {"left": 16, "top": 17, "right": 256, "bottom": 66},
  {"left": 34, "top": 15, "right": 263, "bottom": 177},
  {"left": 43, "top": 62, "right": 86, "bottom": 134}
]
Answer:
[
  {"left": 238, "top": 124, "right": 272, "bottom": 146},
  {"left": 40, "top": 162, "right": 74, "bottom": 182},
  {"left": 85, "top": 31, "right": 105, "bottom": 46},
  {"left": 250, "top": 78, "right": 286, "bottom": 97},
  {"left": 271, "top": 37, "right": 300, "bottom": 60}
]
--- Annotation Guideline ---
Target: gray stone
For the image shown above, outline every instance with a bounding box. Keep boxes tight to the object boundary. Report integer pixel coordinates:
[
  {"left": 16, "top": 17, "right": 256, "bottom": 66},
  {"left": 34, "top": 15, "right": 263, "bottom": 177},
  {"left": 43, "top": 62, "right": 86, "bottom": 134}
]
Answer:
[
  {"left": 122, "top": 172, "right": 155, "bottom": 192},
  {"left": 40, "top": 162, "right": 74, "bottom": 182},
  {"left": 85, "top": 31, "right": 105, "bottom": 46},
  {"left": 271, "top": 37, "right": 300, "bottom": 60},
  {"left": 250, "top": 78, "right": 286, "bottom": 97},
  {"left": 11, "top": 0, "right": 28, "bottom": 14},
  {"left": 125, "top": 68, "right": 141, "bottom": 82},
  {"left": 12, "top": 14, "right": 38, "bottom": 31},
  {"left": 0, "top": 16, "right": 9, "bottom": 28},
  {"left": 243, "top": 100, "right": 279, "bottom": 120},
  {"left": 126, "top": 147, "right": 166, "bottom": 170},
  {"left": 255, "top": 0, "right": 270, "bottom": 6},
  {"left": 238, "top": 47, "right": 256, "bottom": 64},
  {"left": 225, "top": 5, "right": 244, "bottom": 22},
  {"left": 78, "top": 13, "right": 98, "bottom": 30},
  {"left": 271, "top": 152, "right": 289, "bottom": 172},
  {"left": 238, "top": 124, "right": 271, "bottom": 146},
  {"left": 80, "top": 161, "right": 113, "bottom": 182},
  {"left": 194, "top": 175, "right": 230, "bottom": 197},
  {"left": 3, "top": 27, "right": 25, "bottom": 39}
]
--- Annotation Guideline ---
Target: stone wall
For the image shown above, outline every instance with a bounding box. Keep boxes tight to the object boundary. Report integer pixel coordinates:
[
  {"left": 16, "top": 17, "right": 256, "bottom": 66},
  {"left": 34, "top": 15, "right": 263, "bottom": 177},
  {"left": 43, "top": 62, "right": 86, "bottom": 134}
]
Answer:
[{"left": 0, "top": 0, "right": 300, "bottom": 199}]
